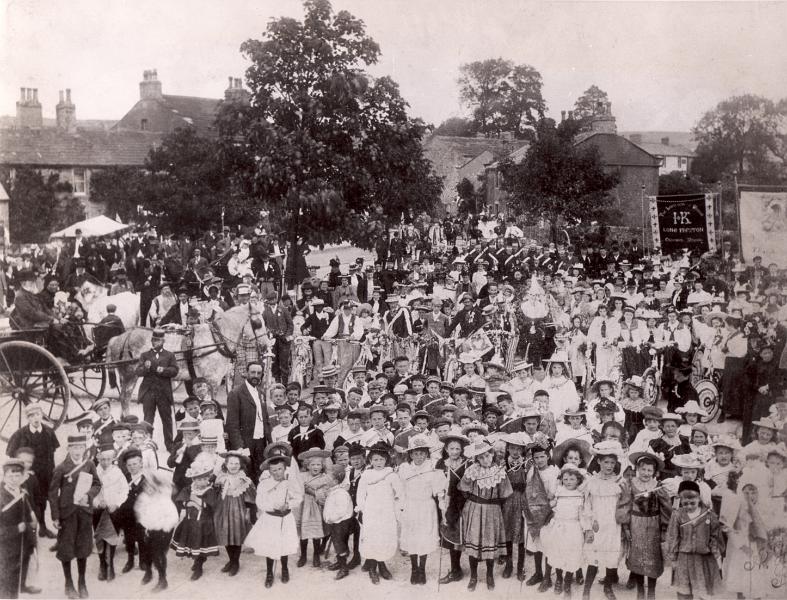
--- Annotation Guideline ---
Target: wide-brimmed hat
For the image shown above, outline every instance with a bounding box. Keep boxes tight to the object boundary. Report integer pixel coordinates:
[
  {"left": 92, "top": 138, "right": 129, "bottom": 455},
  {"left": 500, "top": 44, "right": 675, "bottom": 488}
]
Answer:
[
  {"left": 593, "top": 398, "right": 618, "bottom": 414},
  {"left": 366, "top": 442, "right": 393, "bottom": 460},
  {"left": 660, "top": 412, "right": 682, "bottom": 423},
  {"left": 592, "top": 440, "right": 624, "bottom": 462},
  {"left": 406, "top": 435, "right": 434, "bottom": 453},
  {"left": 552, "top": 439, "right": 592, "bottom": 467},
  {"left": 458, "top": 352, "right": 478, "bottom": 365},
  {"left": 623, "top": 376, "right": 644, "bottom": 391},
  {"left": 501, "top": 432, "right": 531, "bottom": 447},
  {"left": 220, "top": 448, "right": 251, "bottom": 465},
  {"left": 298, "top": 448, "right": 332, "bottom": 463},
  {"left": 185, "top": 452, "right": 217, "bottom": 479},
  {"left": 766, "top": 443, "right": 787, "bottom": 461},
  {"left": 677, "top": 400, "right": 708, "bottom": 416},
  {"left": 671, "top": 453, "right": 706, "bottom": 470},
  {"left": 519, "top": 405, "right": 542, "bottom": 420},
  {"left": 628, "top": 450, "right": 665, "bottom": 472},
  {"left": 752, "top": 417, "right": 780, "bottom": 431},
  {"left": 710, "top": 434, "right": 742, "bottom": 451},
  {"left": 463, "top": 437, "right": 495, "bottom": 458},
  {"left": 263, "top": 441, "right": 293, "bottom": 459},
  {"left": 411, "top": 410, "right": 432, "bottom": 424},
  {"left": 260, "top": 455, "right": 291, "bottom": 472},
  {"left": 641, "top": 406, "right": 663, "bottom": 420},
  {"left": 441, "top": 433, "right": 470, "bottom": 447},
  {"left": 461, "top": 422, "right": 489, "bottom": 437},
  {"left": 563, "top": 406, "right": 586, "bottom": 418}
]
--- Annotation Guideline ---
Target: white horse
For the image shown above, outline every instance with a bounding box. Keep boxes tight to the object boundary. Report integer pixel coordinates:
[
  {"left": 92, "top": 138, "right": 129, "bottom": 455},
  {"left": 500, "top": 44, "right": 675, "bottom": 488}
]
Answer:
[
  {"left": 76, "top": 280, "right": 140, "bottom": 330},
  {"left": 106, "top": 306, "right": 268, "bottom": 415}
]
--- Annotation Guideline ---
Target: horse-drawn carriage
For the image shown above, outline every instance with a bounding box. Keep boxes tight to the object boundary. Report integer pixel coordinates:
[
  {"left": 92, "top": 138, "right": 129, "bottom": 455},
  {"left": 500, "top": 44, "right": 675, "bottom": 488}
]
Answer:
[{"left": 0, "top": 321, "right": 118, "bottom": 441}]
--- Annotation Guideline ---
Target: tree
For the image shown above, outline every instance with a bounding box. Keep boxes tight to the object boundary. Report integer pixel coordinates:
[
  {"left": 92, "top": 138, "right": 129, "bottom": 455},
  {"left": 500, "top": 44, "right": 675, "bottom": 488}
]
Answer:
[
  {"left": 692, "top": 94, "right": 785, "bottom": 183},
  {"left": 457, "top": 58, "right": 545, "bottom": 138},
  {"left": 498, "top": 119, "right": 618, "bottom": 241},
  {"left": 456, "top": 177, "right": 481, "bottom": 216},
  {"left": 434, "top": 117, "right": 475, "bottom": 137},
  {"left": 215, "top": 0, "right": 441, "bottom": 259},
  {"left": 0, "top": 167, "right": 85, "bottom": 243},
  {"left": 90, "top": 166, "right": 148, "bottom": 223},
  {"left": 658, "top": 171, "right": 703, "bottom": 195},
  {"left": 573, "top": 85, "right": 610, "bottom": 121}
]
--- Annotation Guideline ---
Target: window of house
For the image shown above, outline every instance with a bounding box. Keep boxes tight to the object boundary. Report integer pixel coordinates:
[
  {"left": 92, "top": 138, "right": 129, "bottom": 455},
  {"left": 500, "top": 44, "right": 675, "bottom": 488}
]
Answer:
[
  {"left": 679, "top": 156, "right": 686, "bottom": 167},
  {"left": 72, "top": 168, "right": 87, "bottom": 195},
  {"left": 141, "top": 118, "right": 149, "bottom": 131},
  {"left": 659, "top": 156, "right": 666, "bottom": 167}
]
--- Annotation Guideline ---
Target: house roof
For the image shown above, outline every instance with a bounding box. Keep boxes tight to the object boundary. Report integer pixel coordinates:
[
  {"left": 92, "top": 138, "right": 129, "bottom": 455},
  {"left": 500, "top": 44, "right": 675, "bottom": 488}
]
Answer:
[
  {"left": 422, "top": 134, "right": 528, "bottom": 204},
  {"left": 574, "top": 132, "right": 661, "bottom": 168},
  {"left": 620, "top": 131, "right": 697, "bottom": 151},
  {"left": 113, "top": 94, "right": 221, "bottom": 135},
  {"left": 631, "top": 141, "right": 695, "bottom": 158},
  {"left": 487, "top": 143, "right": 531, "bottom": 169},
  {"left": 0, "top": 128, "right": 162, "bottom": 167}
]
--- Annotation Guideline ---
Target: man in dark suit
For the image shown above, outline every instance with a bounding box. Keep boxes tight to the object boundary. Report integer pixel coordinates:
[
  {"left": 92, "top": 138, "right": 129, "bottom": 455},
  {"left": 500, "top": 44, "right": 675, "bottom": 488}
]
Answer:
[
  {"left": 134, "top": 329, "right": 179, "bottom": 452},
  {"left": 158, "top": 287, "right": 190, "bottom": 326},
  {"left": 225, "top": 361, "right": 272, "bottom": 480},
  {"left": 262, "top": 291, "right": 294, "bottom": 383},
  {"left": 6, "top": 402, "right": 60, "bottom": 538}
]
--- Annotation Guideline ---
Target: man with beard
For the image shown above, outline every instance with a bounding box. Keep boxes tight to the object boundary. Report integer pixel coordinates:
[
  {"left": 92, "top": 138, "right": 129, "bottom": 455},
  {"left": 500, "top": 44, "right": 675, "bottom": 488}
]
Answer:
[{"left": 225, "top": 361, "right": 272, "bottom": 479}]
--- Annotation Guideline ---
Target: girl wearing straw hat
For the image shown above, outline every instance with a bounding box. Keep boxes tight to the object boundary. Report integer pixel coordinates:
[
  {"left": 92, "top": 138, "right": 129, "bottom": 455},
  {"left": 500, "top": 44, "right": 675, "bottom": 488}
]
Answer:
[
  {"left": 355, "top": 442, "right": 402, "bottom": 584},
  {"left": 458, "top": 437, "right": 513, "bottom": 591},
  {"left": 245, "top": 454, "right": 303, "bottom": 588},
  {"left": 500, "top": 432, "right": 531, "bottom": 582},
  {"left": 623, "top": 452, "right": 670, "bottom": 600},
  {"left": 580, "top": 440, "right": 629, "bottom": 600},
  {"left": 398, "top": 435, "right": 447, "bottom": 585},
  {"left": 213, "top": 450, "right": 256, "bottom": 576}
]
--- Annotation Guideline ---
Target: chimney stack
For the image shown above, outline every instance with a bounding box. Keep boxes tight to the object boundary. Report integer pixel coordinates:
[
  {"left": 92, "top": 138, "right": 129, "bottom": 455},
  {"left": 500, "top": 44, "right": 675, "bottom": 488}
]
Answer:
[
  {"left": 16, "top": 86, "right": 43, "bottom": 128},
  {"left": 139, "top": 69, "right": 163, "bottom": 100},
  {"left": 561, "top": 110, "right": 566, "bottom": 122},
  {"left": 56, "top": 88, "right": 77, "bottom": 133},
  {"left": 661, "top": 137, "right": 670, "bottom": 146},
  {"left": 589, "top": 101, "right": 617, "bottom": 135},
  {"left": 224, "top": 76, "right": 250, "bottom": 104}
]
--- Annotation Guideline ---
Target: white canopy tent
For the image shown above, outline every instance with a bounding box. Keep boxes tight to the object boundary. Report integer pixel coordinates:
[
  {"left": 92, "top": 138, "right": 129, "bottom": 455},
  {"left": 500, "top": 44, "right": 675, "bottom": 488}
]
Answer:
[{"left": 49, "top": 215, "right": 130, "bottom": 239}]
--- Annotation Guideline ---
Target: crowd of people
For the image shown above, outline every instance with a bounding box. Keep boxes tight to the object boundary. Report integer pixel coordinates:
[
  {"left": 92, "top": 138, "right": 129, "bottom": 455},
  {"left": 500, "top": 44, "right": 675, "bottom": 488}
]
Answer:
[{"left": 2, "top": 212, "right": 787, "bottom": 599}]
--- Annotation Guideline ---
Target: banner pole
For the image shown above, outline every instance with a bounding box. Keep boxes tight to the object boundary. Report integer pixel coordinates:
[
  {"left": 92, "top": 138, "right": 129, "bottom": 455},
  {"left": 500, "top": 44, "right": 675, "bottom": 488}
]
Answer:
[
  {"left": 717, "top": 183, "right": 723, "bottom": 249},
  {"left": 733, "top": 173, "right": 743, "bottom": 261},
  {"left": 641, "top": 184, "right": 646, "bottom": 253}
]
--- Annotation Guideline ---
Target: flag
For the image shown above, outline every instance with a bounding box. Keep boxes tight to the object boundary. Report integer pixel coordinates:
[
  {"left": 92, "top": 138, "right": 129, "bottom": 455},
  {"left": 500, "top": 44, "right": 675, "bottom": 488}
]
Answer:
[{"left": 459, "top": 327, "right": 494, "bottom": 358}]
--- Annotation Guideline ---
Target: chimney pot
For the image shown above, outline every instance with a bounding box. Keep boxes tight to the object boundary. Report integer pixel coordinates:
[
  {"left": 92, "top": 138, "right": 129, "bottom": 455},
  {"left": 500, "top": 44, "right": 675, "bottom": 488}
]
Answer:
[
  {"left": 568, "top": 110, "right": 574, "bottom": 120},
  {"left": 59, "top": 90, "right": 64, "bottom": 103},
  {"left": 20, "top": 87, "right": 25, "bottom": 101},
  {"left": 561, "top": 110, "right": 566, "bottom": 122},
  {"left": 33, "top": 89, "right": 39, "bottom": 102},
  {"left": 235, "top": 78, "right": 242, "bottom": 88},
  {"left": 228, "top": 76, "right": 233, "bottom": 87},
  {"left": 66, "top": 88, "right": 72, "bottom": 102}
]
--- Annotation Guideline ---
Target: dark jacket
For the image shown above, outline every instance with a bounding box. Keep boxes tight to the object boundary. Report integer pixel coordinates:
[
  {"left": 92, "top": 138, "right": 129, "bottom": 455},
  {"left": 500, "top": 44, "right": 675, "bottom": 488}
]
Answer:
[
  {"left": 6, "top": 424, "right": 60, "bottom": 481},
  {"left": 48, "top": 456, "right": 101, "bottom": 521},
  {"left": 135, "top": 348, "right": 179, "bottom": 404},
  {"left": 9, "top": 288, "right": 52, "bottom": 330},
  {"left": 225, "top": 382, "right": 272, "bottom": 451}
]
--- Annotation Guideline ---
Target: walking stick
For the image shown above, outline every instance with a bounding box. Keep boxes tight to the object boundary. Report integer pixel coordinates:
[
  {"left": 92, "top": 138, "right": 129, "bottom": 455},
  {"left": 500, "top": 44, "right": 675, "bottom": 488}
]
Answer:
[{"left": 436, "top": 535, "right": 444, "bottom": 593}]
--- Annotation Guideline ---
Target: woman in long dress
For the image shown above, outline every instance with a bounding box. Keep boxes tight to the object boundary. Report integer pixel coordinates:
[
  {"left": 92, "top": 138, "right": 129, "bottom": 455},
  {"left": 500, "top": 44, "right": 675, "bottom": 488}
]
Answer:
[
  {"left": 244, "top": 455, "right": 303, "bottom": 588},
  {"left": 588, "top": 304, "right": 621, "bottom": 383},
  {"left": 543, "top": 352, "right": 580, "bottom": 421},
  {"left": 458, "top": 437, "right": 513, "bottom": 592},
  {"left": 398, "top": 435, "right": 447, "bottom": 585},
  {"left": 355, "top": 442, "right": 403, "bottom": 584}
]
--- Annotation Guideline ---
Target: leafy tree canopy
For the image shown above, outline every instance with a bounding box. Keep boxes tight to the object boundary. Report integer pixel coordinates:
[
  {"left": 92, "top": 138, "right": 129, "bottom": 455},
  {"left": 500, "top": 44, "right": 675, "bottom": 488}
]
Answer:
[
  {"left": 215, "top": 0, "right": 441, "bottom": 251},
  {"left": 0, "top": 167, "right": 84, "bottom": 243},
  {"left": 498, "top": 119, "right": 618, "bottom": 239},
  {"left": 457, "top": 58, "right": 545, "bottom": 139},
  {"left": 434, "top": 117, "right": 476, "bottom": 137},
  {"left": 573, "top": 84, "right": 610, "bottom": 121},
  {"left": 658, "top": 170, "right": 703, "bottom": 196},
  {"left": 692, "top": 94, "right": 786, "bottom": 184}
]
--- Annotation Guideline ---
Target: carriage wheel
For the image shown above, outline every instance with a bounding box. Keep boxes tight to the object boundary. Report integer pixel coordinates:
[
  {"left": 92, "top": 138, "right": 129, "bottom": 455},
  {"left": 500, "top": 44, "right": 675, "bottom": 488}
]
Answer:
[
  {"left": 642, "top": 366, "right": 660, "bottom": 406},
  {"left": 0, "top": 341, "right": 71, "bottom": 442},
  {"left": 68, "top": 365, "right": 108, "bottom": 402},
  {"left": 695, "top": 379, "right": 720, "bottom": 423}
]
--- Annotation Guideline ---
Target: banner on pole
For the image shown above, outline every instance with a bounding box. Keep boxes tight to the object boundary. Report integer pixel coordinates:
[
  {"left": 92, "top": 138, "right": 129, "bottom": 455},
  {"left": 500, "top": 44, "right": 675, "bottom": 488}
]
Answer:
[
  {"left": 649, "top": 193, "right": 716, "bottom": 255},
  {"left": 738, "top": 190, "right": 787, "bottom": 263}
]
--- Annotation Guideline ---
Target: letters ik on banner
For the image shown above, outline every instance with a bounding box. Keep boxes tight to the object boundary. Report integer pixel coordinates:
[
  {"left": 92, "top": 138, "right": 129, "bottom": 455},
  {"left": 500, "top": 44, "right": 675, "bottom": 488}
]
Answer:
[{"left": 649, "top": 194, "right": 716, "bottom": 255}]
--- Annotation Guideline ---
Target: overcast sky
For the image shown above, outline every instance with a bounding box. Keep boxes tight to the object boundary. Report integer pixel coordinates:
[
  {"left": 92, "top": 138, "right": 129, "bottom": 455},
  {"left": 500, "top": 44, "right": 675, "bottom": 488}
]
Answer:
[{"left": 2, "top": 0, "right": 786, "bottom": 131}]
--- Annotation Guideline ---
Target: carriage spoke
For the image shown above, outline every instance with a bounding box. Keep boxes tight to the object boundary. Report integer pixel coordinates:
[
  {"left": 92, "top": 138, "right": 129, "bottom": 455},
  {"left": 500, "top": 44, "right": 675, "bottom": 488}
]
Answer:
[
  {"left": 0, "top": 350, "right": 18, "bottom": 386},
  {"left": 0, "top": 401, "right": 18, "bottom": 436}
]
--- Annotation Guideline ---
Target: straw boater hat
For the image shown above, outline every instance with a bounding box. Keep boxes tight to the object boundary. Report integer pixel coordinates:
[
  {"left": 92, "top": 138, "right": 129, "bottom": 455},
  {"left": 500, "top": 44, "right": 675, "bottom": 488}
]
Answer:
[
  {"left": 519, "top": 405, "right": 542, "bottom": 420},
  {"left": 660, "top": 412, "right": 683, "bottom": 424},
  {"left": 671, "top": 453, "right": 706, "bottom": 470},
  {"left": 628, "top": 450, "right": 665, "bottom": 472},
  {"left": 458, "top": 352, "right": 478, "bottom": 365},
  {"left": 623, "top": 376, "right": 644, "bottom": 392},
  {"left": 641, "top": 406, "right": 664, "bottom": 420},
  {"left": 552, "top": 439, "right": 592, "bottom": 467},
  {"left": 220, "top": 448, "right": 251, "bottom": 466},
  {"left": 766, "top": 443, "right": 787, "bottom": 461},
  {"left": 676, "top": 400, "right": 708, "bottom": 417},
  {"left": 463, "top": 437, "right": 495, "bottom": 459}
]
